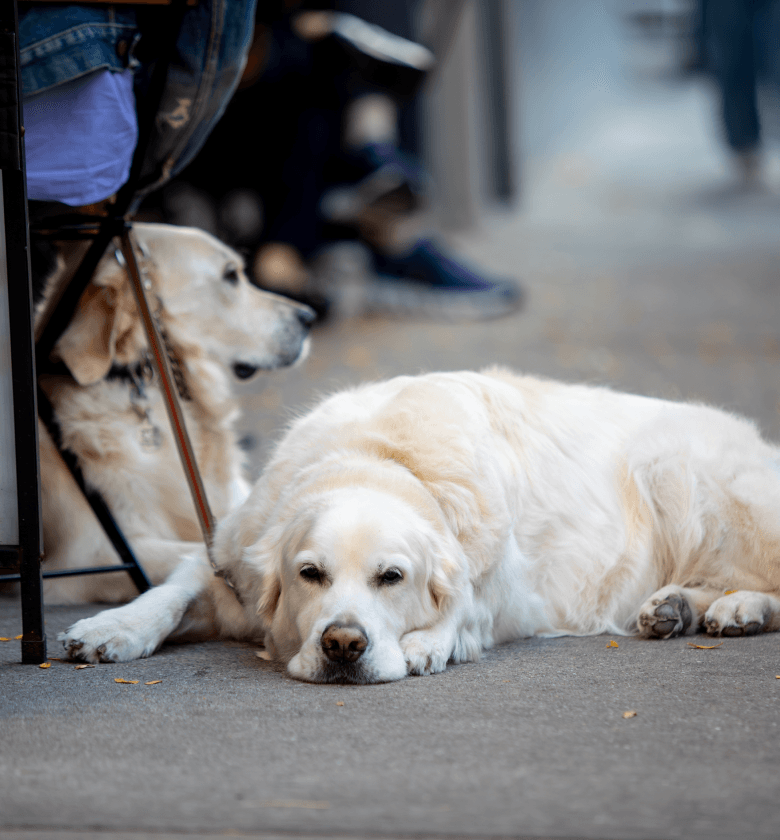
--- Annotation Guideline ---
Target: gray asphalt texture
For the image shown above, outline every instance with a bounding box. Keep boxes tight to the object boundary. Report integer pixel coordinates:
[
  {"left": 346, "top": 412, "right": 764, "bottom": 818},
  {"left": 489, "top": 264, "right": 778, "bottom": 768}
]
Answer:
[
  {"left": 4, "top": 5, "right": 780, "bottom": 840},
  {"left": 1, "top": 602, "right": 779, "bottom": 840}
]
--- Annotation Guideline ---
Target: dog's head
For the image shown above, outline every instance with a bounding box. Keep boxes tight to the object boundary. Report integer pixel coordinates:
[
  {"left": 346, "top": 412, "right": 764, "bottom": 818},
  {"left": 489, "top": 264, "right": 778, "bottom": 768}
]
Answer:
[
  {"left": 240, "top": 478, "right": 464, "bottom": 684},
  {"left": 53, "top": 223, "right": 313, "bottom": 386}
]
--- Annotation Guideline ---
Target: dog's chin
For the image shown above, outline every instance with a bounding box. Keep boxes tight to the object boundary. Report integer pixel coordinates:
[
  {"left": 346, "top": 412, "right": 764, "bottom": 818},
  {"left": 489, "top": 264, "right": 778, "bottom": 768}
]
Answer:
[
  {"left": 286, "top": 648, "right": 383, "bottom": 684},
  {"left": 309, "top": 660, "right": 380, "bottom": 685},
  {"left": 288, "top": 652, "right": 409, "bottom": 685},
  {"left": 232, "top": 340, "right": 310, "bottom": 381},
  {"left": 298, "top": 662, "right": 405, "bottom": 685},
  {"left": 285, "top": 631, "right": 410, "bottom": 684}
]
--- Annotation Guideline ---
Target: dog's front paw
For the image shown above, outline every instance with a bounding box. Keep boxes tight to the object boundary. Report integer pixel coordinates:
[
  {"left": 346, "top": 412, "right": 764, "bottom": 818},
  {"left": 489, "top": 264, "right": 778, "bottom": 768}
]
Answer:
[
  {"left": 704, "top": 591, "right": 773, "bottom": 637},
  {"left": 58, "top": 611, "right": 156, "bottom": 663},
  {"left": 401, "top": 630, "right": 451, "bottom": 676},
  {"left": 636, "top": 587, "right": 692, "bottom": 639}
]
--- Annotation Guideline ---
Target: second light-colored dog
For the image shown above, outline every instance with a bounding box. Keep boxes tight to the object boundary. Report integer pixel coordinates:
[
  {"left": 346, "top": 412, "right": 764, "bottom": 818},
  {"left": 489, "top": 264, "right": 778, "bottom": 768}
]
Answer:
[{"left": 40, "top": 223, "right": 312, "bottom": 603}]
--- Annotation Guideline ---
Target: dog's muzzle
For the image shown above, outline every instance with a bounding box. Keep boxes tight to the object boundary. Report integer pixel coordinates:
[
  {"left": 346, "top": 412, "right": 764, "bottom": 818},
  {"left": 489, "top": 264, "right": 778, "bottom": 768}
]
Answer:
[{"left": 321, "top": 622, "right": 368, "bottom": 664}]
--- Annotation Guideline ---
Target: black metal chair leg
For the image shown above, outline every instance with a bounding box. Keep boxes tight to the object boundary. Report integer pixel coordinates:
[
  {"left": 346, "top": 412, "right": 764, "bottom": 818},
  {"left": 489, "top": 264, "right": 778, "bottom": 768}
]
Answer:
[{"left": 1, "top": 0, "right": 45, "bottom": 662}]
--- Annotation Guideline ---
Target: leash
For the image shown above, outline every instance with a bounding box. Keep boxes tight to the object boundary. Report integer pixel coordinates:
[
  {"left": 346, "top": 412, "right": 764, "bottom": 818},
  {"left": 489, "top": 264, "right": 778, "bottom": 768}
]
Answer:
[{"left": 117, "top": 226, "right": 239, "bottom": 597}]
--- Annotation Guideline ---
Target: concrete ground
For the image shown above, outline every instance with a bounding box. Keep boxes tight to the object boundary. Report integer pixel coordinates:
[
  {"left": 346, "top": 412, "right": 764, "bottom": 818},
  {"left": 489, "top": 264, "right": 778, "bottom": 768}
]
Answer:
[
  {"left": 2, "top": 604, "right": 779, "bottom": 840},
  {"left": 3, "top": 4, "right": 780, "bottom": 840}
]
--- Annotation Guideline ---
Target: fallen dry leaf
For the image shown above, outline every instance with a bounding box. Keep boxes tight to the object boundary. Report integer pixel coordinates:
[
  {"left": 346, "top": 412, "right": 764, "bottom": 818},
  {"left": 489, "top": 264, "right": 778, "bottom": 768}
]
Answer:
[
  {"left": 336, "top": 701, "right": 345, "bottom": 706},
  {"left": 607, "top": 640, "right": 619, "bottom": 648},
  {"left": 114, "top": 678, "right": 139, "bottom": 684},
  {"left": 75, "top": 664, "right": 94, "bottom": 670},
  {"left": 724, "top": 590, "right": 738, "bottom": 595},
  {"left": 15, "top": 634, "right": 23, "bottom": 640},
  {"left": 39, "top": 662, "right": 51, "bottom": 669},
  {"left": 687, "top": 642, "right": 724, "bottom": 649},
  {"left": 0, "top": 637, "right": 9, "bottom": 642},
  {"left": 622, "top": 710, "right": 637, "bottom": 719},
  {"left": 145, "top": 680, "right": 162, "bottom": 685}
]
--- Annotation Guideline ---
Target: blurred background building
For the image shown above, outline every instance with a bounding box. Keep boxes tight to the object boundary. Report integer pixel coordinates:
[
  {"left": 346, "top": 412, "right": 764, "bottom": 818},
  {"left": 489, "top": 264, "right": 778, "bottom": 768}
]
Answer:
[{"left": 429, "top": 0, "right": 779, "bottom": 228}]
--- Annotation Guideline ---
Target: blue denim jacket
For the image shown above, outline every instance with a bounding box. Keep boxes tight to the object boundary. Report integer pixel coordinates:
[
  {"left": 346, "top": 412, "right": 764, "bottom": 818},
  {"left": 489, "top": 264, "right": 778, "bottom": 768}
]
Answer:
[{"left": 19, "top": 1, "right": 256, "bottom": 201}]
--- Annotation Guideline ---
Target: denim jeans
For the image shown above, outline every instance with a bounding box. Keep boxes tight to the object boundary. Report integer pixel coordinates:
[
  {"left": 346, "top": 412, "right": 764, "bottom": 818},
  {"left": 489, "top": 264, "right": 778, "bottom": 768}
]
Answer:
[{"left": 19, "top": 1, "right": 256, "bottom": 202}]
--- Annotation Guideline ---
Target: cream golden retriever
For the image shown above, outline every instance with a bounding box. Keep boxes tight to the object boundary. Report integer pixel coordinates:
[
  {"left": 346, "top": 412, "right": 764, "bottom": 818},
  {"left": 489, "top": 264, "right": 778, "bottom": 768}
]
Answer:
[
  {"left": 60, "top": 368, "right": 780, "bottom": 680},
  {"left": 39, "top": 223, "right": 312, "bottom": 603}
]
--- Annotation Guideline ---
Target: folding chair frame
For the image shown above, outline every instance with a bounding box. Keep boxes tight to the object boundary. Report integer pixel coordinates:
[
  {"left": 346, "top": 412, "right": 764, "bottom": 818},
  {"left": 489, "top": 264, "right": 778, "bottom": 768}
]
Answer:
[{"left": 1, "top": 0, "right": 218, "bottom": 663}]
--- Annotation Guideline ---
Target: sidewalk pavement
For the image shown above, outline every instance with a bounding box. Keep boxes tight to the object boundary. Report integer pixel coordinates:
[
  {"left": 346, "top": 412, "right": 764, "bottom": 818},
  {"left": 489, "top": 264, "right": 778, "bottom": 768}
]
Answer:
[{"left": 2, "top": 600, "right": 779, "bottom": 840}]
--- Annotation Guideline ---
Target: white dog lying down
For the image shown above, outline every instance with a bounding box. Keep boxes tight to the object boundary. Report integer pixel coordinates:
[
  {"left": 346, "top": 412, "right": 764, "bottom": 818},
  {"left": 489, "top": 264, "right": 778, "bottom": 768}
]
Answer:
[
  {"left": 38, "top": 223, "right": 312, "bottom": 603},
  {"left": 60, "top": 368, "right": 780, "bottom": 682}
]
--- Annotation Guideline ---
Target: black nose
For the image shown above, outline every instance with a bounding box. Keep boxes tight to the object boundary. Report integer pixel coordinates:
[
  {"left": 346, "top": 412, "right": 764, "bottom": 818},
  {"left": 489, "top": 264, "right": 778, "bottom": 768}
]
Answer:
[
  {"left": 321, "top": 623, "right": 368, "bottom": 663},
  {"left": 232, "top": 362, "right": 258, "bottom": 380},
  {"left": 296, "top": 304, "right": 316, "bottom": 327}
]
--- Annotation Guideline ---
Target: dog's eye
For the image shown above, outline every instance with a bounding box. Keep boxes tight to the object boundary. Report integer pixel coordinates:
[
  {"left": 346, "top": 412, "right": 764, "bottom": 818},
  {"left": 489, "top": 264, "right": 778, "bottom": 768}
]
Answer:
[
  {"left": 299, "top": 565, "right": 322, "bottom": 583},
  {"left": 223, "top": 264, "right": 240, "bottom": 285},
  {"left": 379, "top": 568, "right": 403, "bottom": 585}
]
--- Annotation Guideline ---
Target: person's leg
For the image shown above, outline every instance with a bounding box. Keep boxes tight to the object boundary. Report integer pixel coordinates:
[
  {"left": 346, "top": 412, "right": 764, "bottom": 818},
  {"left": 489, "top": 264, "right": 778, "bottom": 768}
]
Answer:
[{"left": 705, "top": 0, "right": 763, "bottom": 183}]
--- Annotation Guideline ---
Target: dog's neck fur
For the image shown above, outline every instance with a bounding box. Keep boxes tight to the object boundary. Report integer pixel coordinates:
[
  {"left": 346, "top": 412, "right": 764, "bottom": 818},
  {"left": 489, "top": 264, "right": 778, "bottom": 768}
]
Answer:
[{"left": 126, "top": 331, "right": 239, "bottom": 430}]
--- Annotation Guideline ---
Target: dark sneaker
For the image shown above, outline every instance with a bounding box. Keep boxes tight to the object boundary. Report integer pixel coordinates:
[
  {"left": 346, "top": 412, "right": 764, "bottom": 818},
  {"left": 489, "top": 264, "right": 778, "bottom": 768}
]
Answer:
[
  {"left": 366, "top": 238, "right": 524, "bottom": 321},
  {"left": 320, "top": 143, "right": 430, "bottom": 223}
]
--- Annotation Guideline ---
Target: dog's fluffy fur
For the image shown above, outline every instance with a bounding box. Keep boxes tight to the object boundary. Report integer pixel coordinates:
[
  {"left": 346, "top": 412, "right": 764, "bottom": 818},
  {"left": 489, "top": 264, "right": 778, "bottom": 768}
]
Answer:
[
  {"left": 60, "top": 368, "right": 780, "bottom": 680},
  {"left": 39, "top": 223, "right": 311, "bottom": 603}
]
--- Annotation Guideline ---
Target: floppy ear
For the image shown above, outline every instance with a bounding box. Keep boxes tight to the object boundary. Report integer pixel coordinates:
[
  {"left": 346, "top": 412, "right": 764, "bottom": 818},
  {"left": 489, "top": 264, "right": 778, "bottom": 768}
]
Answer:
[
  {"left": 54, "top": 284, "right": 119, "bottom": 385},
  {"left": 241, "top": 532, "right": 282, "bottom": 627},
  {"left": 257, "top": 571, "right": 281, "bottom": 625},
  {"left": 426, "top": 532, "right": 465, "bottom": 615},
  {"left": 253, "top": 509, "right": 315, "bottom": 625},
  {"left": 428, "top": 555, "right": 457, "bottom": 614}
]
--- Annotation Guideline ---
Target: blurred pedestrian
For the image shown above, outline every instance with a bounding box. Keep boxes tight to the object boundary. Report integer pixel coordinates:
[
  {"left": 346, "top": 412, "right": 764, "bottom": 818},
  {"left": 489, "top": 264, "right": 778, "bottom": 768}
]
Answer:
[{"left": 700, "top": 0, "right": 780, "bottom": 188}]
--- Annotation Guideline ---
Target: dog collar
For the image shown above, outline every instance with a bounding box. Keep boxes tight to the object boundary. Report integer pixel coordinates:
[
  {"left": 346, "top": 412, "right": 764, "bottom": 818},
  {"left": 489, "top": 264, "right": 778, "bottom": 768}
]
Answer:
[{"left": 106, "top": 356, "right": 154, "bottom": 394}]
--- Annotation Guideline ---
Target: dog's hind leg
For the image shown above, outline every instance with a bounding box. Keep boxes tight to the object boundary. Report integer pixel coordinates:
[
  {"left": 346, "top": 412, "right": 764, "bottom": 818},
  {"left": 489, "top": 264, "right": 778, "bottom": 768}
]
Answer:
[
  {"left": 58, "top": 551, "right": 234, "bottom": 662},
  {"left": 698, "top": 454, "right": 780, "bottom": 636},
  {"left": 703, "top": 591, "right": 780, "bottom": 636},
  {"left": 635, "top": 584, "right": 724, "bottom": 639}
]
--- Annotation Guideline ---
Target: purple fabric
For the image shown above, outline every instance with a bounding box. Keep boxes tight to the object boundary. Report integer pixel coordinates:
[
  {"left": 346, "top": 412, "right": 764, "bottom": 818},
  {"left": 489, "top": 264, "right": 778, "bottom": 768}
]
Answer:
[{"left": 23, "top": 69, "right": 138, "bottom": 206}]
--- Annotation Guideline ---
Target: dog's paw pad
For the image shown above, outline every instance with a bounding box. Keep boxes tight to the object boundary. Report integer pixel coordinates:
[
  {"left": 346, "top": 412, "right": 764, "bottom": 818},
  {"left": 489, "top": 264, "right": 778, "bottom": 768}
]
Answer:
[
  {"left": 637, "top": 591, "right": 692, "bottom": 639},
  {"left": 58, "top": 633, "right": 99, "bottom": 663},
  {"left": 718, "top": 622, "right": 761, "bottom": 637},
  {"left": 57, "top": 631, "right": 111, "bottom": 663},
  {"left": 704, "top": 593, "right": 767, "bottom": 637}
]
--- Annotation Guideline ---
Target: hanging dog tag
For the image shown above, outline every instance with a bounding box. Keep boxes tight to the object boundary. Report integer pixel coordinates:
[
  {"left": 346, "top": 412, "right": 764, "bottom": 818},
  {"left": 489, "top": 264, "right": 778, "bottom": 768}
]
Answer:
[{"left": 140, "top": 424, "right": 163, "bottom": 450}]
